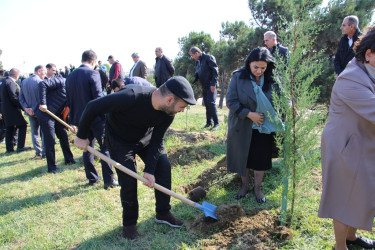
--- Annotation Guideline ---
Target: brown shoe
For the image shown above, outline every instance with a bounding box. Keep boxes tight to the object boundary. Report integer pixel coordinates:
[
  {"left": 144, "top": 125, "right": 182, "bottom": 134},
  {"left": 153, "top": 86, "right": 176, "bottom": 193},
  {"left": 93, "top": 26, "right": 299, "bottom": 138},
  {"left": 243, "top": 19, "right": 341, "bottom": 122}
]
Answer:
[
  {"left": 123, "top": 225, "right": 139, "bottom": 240},
  {"left": 155, "top": 211, "right": 184, "bottom": 228}
]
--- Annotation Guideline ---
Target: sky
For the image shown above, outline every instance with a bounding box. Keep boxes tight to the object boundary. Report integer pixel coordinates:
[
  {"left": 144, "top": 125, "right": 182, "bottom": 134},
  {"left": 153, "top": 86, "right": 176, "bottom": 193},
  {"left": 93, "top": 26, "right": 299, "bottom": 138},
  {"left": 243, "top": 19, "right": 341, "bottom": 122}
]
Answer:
[
  {"left": 0, "top": 0, "right": 373, "bottom": 75},
  {"left": 0, "top": 0, "right": 252, "bottom": 74}
]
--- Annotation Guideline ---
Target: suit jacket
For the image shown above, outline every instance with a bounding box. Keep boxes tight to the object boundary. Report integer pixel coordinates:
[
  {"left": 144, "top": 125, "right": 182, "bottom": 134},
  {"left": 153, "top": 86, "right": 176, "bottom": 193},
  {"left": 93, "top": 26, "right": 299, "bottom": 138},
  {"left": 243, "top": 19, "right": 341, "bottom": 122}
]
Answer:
[
  {"left": 0, "top": 77, "right": 27, "bottom": 127},
  {"left": 130, "top": 60, "right": 147, "bottom": 79},
  {"left": 66, "top": 64, "right": 104, "bottom": 125},
  {"left": 319, "top": 58, "right": 375, "bottom": 231},
  {"left": 194, "top": 53, "right": 218, "bottom": 87},
  {"left": 154, "top": 55, "right": 174, "bottom": 87},
  {"left": 334, "top": 30, "right": 361, "bottom": 75}
]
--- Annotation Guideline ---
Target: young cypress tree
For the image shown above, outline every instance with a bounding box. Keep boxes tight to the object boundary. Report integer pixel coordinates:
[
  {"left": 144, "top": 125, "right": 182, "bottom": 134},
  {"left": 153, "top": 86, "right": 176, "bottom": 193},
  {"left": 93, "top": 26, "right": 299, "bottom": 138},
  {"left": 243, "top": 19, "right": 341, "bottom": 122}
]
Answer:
[{"left": 272, "top": 0, "right": 327, "bottom": 226}]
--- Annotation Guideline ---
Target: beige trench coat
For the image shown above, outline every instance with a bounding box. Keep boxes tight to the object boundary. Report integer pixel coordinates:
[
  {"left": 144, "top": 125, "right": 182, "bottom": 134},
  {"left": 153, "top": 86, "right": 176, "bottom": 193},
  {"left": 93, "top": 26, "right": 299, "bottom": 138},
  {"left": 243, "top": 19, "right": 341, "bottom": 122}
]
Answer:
[{"left": 318, "top": 58, "right": 375, "bottom": 231}]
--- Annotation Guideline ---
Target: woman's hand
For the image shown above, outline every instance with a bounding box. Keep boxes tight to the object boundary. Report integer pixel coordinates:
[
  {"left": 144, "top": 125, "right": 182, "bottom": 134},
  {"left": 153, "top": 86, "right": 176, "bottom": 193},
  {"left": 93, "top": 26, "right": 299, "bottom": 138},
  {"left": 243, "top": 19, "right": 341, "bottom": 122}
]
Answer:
[{"left": 247, "top": 112, "right": 264, "bottom": 126}]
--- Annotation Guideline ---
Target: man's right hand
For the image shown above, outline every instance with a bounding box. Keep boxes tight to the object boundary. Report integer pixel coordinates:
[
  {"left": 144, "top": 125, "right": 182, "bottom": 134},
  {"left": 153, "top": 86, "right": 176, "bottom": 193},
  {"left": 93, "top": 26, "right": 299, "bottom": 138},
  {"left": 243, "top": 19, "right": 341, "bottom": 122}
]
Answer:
[
  {"left": 25, "top": 108, "right": 34, "bottom": 116},
  {"left": 74, "top": 136, "right": 90, "bottom": 152},
  {"left": 0, "top": 113, "right": 2, "bottom": 120},
  {"left": 69, "top": 125, "right": 78, "bottom": 134}
]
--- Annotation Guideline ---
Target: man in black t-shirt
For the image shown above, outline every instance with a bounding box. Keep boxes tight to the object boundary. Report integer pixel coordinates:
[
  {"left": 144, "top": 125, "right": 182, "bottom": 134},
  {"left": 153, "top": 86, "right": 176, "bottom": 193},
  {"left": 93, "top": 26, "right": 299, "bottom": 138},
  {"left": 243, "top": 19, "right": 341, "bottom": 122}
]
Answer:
[{"left": 73, "top": 76, "right": 196, "bottom": 240}]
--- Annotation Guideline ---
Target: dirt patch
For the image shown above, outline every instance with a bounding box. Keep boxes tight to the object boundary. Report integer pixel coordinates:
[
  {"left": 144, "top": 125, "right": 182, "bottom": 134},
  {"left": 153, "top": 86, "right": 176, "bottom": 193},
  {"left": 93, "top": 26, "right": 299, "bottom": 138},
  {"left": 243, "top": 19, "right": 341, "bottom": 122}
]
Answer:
[
  {"left": 187, "top": 204, "right": 246, "bottom": 234},
  {"left": 168, "top": 146, "right": 216, "bottom": 166},
  {"left": 166, "top": 129, "right": 220, "bottom": 144},
  {"left": 189, "top": 209, "right": 293, "bottom": 249},
  {"left": 182, "top": 157, "right": 242, "bottom": 199}
]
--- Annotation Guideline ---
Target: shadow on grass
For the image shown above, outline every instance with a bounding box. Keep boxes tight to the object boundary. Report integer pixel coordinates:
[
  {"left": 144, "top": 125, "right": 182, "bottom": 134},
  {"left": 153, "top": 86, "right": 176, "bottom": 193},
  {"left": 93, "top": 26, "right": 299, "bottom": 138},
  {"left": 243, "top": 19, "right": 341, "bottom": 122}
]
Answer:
[
  {"left": 0, "top": 183, "right": 93, "bottom": 216},
  {"left": 0, "top": 159, "right": 82, "bottom": 186},
  {"left": 0, "top": 165, "right": 46, "bottom": 185}
]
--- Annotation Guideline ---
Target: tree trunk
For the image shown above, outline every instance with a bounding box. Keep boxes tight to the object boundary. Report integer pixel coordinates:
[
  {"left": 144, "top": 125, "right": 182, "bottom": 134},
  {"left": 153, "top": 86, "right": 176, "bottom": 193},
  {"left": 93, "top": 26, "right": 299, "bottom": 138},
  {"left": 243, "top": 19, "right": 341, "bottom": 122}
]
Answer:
[{"left": 219, "top": 71, "right": 226, "bottom": 109}]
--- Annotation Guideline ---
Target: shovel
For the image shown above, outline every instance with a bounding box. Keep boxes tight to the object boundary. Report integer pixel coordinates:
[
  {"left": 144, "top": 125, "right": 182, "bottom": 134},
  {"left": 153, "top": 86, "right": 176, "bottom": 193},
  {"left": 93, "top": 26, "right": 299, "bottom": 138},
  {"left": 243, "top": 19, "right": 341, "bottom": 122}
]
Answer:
[
  {"left": 44, "top": 109, "right": 218, "bottom": 219},
  {"left": 87, "top": 145, "right": 217, "bottom": 220}
]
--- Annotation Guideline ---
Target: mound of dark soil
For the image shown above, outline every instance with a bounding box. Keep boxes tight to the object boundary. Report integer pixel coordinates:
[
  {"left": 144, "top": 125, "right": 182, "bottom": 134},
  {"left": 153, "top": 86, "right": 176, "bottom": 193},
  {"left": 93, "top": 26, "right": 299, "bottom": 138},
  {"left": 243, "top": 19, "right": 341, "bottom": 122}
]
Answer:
[
  {"left": 187, "top": 204, "right": 246, "bottom": 234},
  {"left": 194, "top": 209, "right": 293, "bottom": 249},
  {"left": 168, "top": 146, "right": 216, "bottom": 166},
  {"left": 166, "top": 129, "right": 219, "bottom": 144}
]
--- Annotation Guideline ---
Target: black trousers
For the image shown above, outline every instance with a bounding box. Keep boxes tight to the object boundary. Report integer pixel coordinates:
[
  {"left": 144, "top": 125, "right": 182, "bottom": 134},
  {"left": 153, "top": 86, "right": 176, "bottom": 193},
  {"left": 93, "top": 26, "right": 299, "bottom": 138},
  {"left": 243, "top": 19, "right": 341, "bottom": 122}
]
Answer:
[
  {"left": 202, "top": 85, "right": 219, "bottom": 126},
  {"left": 0, "top": 119, "right": 6, "bottom": 142},
  {"left": 107, "top": 138, "right": 171, "bottom": 226},
  {"left": 82, "top": 119, "right": 114, "bottom": 184},
  {"left": 5, "top": 124, "right": 26, "bottom": 152},
  {"left": 39, "top": 115, "right": 73, "bottom": 171}
]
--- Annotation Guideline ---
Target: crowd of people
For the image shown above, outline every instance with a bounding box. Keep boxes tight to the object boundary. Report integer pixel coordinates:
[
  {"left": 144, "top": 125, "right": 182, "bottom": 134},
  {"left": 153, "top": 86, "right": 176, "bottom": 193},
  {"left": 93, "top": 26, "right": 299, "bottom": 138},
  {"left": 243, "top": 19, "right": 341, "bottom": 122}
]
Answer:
[{"left": 0, "top": 15, "right": 374, "bottom": 248}]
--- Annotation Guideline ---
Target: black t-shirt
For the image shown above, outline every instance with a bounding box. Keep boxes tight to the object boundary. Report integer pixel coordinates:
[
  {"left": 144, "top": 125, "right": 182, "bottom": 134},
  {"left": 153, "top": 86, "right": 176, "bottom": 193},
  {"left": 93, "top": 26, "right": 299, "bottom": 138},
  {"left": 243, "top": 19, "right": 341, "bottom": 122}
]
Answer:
[{"left": 77, "top": 85, "right": 174, "bottom": 174}]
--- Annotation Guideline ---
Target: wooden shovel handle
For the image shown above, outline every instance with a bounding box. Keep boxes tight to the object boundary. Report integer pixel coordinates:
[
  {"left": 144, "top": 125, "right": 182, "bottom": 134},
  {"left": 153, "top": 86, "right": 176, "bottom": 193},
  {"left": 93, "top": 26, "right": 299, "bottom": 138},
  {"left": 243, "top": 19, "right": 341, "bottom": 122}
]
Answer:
[
  {"left": 45, "top": 109, "right": 73, "bottom": 131},
  {"left": 86, "top": 146, "right": 196, "bottom": 208}
]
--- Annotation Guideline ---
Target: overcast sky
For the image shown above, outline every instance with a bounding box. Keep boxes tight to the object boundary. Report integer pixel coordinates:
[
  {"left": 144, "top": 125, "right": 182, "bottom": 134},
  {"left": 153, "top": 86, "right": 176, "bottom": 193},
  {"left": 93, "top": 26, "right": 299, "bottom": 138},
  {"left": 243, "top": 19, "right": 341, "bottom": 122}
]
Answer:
[
  {"left": 0, "top": 0, "right": 253, "bottom": 74},
  {"left": 0, "top": 0, "right": 372, "bottom": 74}
]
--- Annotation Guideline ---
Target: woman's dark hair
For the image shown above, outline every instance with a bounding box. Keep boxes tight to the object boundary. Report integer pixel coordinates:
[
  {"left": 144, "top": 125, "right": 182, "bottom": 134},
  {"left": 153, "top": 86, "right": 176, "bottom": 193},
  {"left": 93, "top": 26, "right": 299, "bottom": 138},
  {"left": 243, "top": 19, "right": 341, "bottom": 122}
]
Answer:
[
  {"left": 355, "top": 26, "right": 375, "bottom": 63},
  {"left": 243, "top": 47, "right": 275, "bottom": 92}
]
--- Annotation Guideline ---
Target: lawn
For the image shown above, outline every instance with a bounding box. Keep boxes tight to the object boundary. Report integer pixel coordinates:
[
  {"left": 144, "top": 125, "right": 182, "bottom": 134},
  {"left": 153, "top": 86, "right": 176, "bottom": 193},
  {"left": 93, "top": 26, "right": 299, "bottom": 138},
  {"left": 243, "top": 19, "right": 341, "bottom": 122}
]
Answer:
[{"left": 0, "top": 104, "right": 373, "bottom": 249}]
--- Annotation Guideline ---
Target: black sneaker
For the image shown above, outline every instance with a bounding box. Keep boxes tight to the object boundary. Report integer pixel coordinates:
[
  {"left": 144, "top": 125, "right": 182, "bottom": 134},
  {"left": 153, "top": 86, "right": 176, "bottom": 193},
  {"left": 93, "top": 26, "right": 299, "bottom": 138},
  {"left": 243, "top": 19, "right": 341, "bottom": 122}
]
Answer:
[
  {"left": 30, "top": 154, "right": 42, "bottom": 160},
  {"left": 65, "top": 159, "right": 77, "bottom": 165},
  {"left": 346, "top": 236, "right": 375, "bottom": 249},
  {"left": 155, "top": 211, "right": 183, "bottom": 228},
  {"left": 123, "top": 225, "right": 139, "bottom": 240},
  {"left": 88, "top": 178, "right": 100, "bottom": 186},
  {"left": 17, "top": 146, "right": 32, "bottom": 153},
  {"left": 211, "top": 124, "right": 219, "bottom": 131},
  {"left": 104, "top": 179, "right": 119, "bottom": 190},
  {"left": 48, "top": 168, "right": 61, "bottom": 174},
  {"left": 202, "top": 124, "right": 212, "bottom": 129}
]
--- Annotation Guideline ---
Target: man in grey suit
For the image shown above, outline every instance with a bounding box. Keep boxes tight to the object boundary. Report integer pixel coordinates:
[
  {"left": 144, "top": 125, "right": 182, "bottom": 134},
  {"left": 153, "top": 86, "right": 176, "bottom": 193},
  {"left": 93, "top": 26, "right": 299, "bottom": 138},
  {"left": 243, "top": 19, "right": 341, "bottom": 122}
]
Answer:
[
  {"left": 129, "top": 53, "right": 147, "bottom": 79},
  {"left": 19, "top": 65, "right": 46, "bottom": 159}
]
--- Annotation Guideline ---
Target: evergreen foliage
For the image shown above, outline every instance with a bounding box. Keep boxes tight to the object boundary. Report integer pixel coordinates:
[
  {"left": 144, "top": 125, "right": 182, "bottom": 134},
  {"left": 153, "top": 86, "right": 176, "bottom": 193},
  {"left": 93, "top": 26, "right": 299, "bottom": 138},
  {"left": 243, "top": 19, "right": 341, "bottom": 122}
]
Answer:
[{"left": 271, "top": 0, "right": 327, "bottom": 226}]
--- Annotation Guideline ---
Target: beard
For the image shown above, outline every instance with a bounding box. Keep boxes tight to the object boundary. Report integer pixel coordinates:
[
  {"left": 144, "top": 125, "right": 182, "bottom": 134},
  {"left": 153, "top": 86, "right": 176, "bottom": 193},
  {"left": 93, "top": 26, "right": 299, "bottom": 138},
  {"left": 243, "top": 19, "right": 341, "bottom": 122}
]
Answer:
[{"left": 160, "top": 99, "right": 178, "bottom": 116}]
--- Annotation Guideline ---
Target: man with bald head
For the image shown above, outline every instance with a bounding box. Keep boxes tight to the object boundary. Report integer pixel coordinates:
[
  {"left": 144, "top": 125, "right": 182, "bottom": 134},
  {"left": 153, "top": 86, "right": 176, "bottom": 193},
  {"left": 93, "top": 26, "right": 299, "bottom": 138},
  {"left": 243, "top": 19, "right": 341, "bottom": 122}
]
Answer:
[
  {"left": 334, "top": 15, "right": 361, "bottom": 78},
  {"left": 154, "top": 47, "right": 175, "bottom": 87},
  {"left": 1, "top": 68, "right": 31, "bottom": 153},
  {"left": 19, "top": 65, "right": 47, "bottom": 159},
  {"left": 263, "top": 31, "right": 288, "bottom": 61}
]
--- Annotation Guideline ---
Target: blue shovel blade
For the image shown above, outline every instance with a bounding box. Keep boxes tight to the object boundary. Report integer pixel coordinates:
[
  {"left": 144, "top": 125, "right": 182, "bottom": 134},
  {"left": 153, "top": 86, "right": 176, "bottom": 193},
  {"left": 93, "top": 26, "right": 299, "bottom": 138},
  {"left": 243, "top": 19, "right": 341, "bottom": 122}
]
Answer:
[{"left": 199, "top": 201, "right": 217, "bottom": 220}]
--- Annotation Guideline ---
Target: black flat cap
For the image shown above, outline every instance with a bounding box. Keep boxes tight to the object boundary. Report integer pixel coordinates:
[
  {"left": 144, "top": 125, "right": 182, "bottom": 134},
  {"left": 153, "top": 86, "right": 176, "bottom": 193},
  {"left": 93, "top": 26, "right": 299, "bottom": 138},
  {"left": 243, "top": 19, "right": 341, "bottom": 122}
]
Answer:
[
  {"left": 165, "top": 76, "right": 196, "bottom": 105},
  {"left": 107, "top": 55, "right": 113, "bottom": 60}
]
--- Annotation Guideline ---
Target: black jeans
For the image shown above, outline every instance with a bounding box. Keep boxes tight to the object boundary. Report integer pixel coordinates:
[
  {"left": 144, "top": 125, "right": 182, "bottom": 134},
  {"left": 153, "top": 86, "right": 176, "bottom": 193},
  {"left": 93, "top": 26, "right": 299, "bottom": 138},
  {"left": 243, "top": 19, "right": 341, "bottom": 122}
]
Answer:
[
  {"left": 107, "top": 137, "right": 171, "bottom": 226},
  {"left": 39, "top": 115, "right": 73, "bottom": 171},
  {"left": 82, "top": 119, "right": 114, "bottom": 184},
  {"left": 202, "top": 85, "right": 219, "bottom": 126},
  {"left": 5, "top": 124, "right": 26, "bottom": 152}
]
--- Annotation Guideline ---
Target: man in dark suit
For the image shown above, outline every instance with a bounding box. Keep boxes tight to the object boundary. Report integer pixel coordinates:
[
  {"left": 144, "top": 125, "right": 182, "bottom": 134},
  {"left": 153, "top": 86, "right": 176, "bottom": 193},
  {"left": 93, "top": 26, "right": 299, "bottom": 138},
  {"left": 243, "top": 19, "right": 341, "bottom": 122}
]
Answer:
[
  {"left": 0, "top": 68, "right": 31, "bottom": 153},
  {"left": 37, "top": 63, "right": 75, "bottom": 174},
  {"left": 264, "top": 31, "right": 288, "bottom": 61},
  {"left": 129, "top": 53, "right": 147, "bottom": 79},
  {"left": 66, "top": 50, "right": 118, "bottom": 189},
  {"left": 334, "top": 15, "right": 361, "bottom": 78},
  {"left": 154, "top": 47, "right": 175, "bottom": 87},
  {"left": 189, "top": 46, "right": 219, "bottom": 131},
  {"left": 0, "top": 69, "right": 6, "bottom": 143}
]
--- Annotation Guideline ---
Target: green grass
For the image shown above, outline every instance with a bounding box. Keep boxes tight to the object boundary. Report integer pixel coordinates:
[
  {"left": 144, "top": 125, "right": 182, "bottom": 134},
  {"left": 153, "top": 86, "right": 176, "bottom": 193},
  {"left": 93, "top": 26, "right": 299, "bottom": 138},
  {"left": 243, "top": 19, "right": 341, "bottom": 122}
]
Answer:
[{"left": 0, "top": 105, "right": 374, "bottom": 249}]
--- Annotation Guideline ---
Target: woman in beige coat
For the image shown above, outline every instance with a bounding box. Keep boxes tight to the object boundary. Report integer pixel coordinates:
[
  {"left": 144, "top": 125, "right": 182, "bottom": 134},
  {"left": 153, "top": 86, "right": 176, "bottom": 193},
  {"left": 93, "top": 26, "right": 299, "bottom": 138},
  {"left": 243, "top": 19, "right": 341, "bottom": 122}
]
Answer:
[{"left": 319, "top": 27, "right": 375, "bottom": 249}]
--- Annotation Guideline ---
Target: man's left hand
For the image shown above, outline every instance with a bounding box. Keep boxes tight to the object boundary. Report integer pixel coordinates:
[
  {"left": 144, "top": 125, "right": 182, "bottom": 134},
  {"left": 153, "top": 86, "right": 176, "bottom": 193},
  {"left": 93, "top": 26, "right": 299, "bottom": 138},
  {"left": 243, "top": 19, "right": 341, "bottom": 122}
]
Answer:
[
  {"left": 210, "top": 86, "right": 216, "bottom": 93},
  {"left": 143, "top": 173, "right": 155, "bottom": 188},
  {"left": 39, "top": 105, "right": 47, "bottom": 112},
  {"left": 74, "top": 136, "right": 90, "bottom": 152}
]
